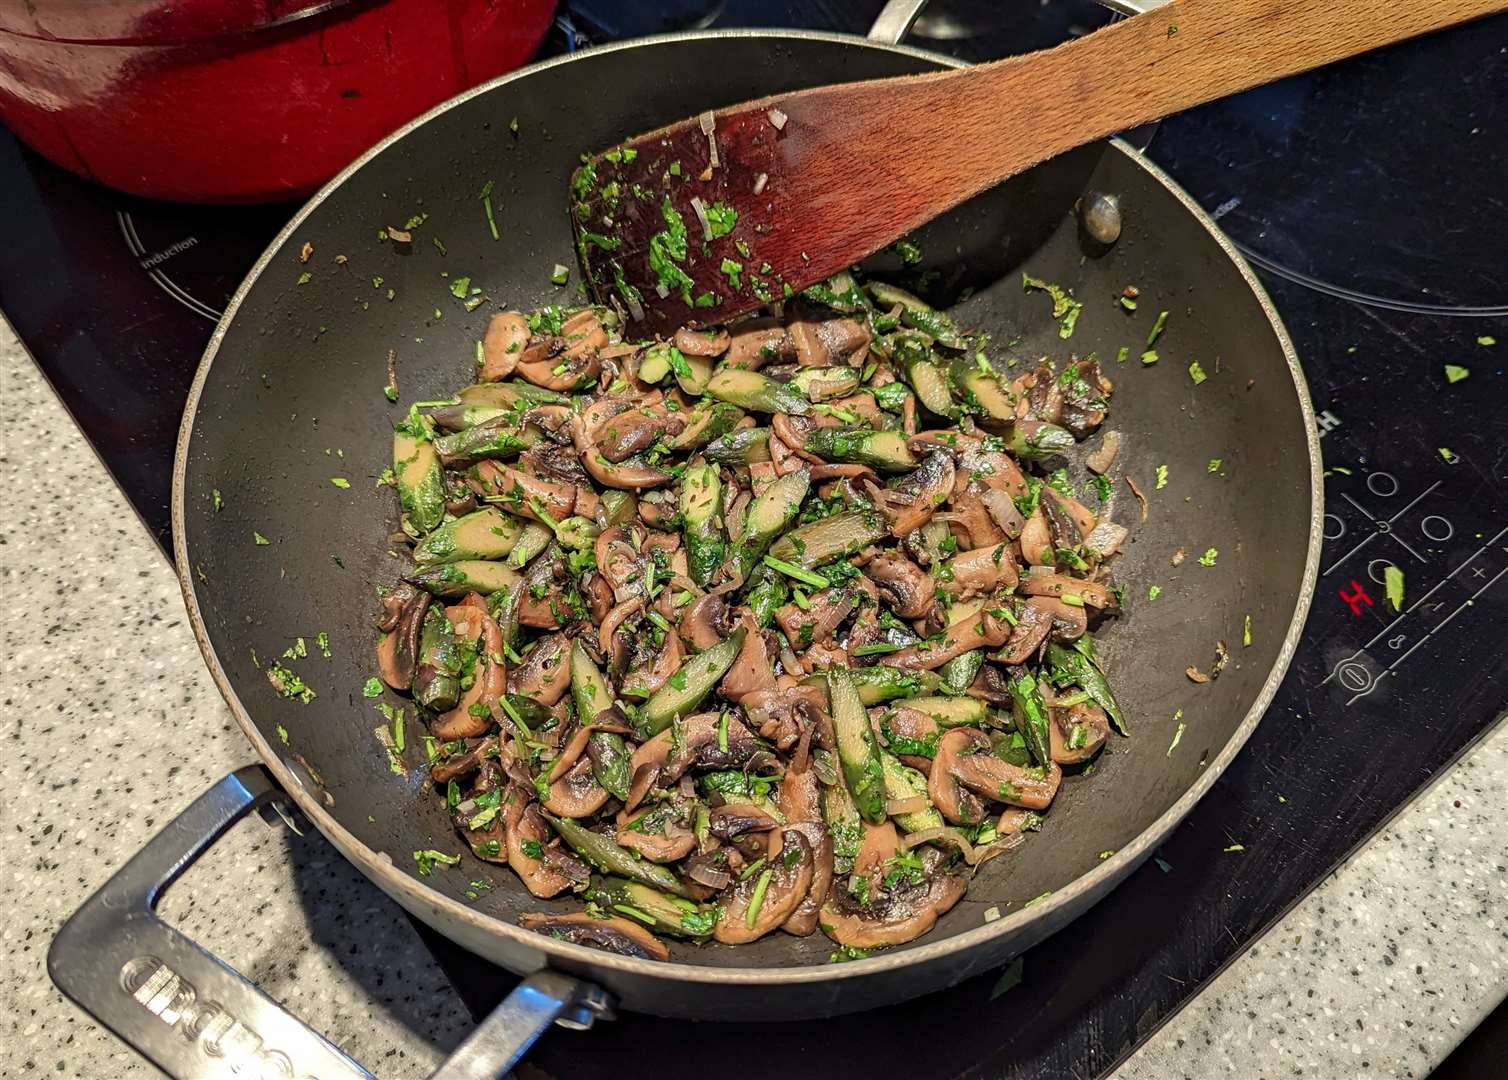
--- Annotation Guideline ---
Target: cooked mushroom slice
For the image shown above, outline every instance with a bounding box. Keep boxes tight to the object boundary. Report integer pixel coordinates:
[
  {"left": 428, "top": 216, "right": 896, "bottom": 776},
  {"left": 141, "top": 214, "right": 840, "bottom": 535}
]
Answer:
[
  {"left": 507, "top": 632, "right": 571, "bottom": 706},
  {"left": 432, "top": 606, "right": 504, "bottom": 740},
  {"left": 724, "top": 317, "right": 795, "bottom": 369},
  {"left": 929, "top": 728, "right": 1062, "bottom": 825},
  {"left": 678, "top": 593, "right": 731, "bottom": 652},
  {"left": 1057, "top": 357, "right": 1113, "bottom": 439},
  {"left": 774, "top": 585, "right": 862, "bottom": 651},
  {"left": 570, "top": 412, "right": 673, "bottom": 491},
  {"left": 1020, "top": 568, "right": 1115, "bottom": 609},
  {"left": 820, "top": 845, "right": 966, "bottom": 949},
  {"left": 515, "top": 310, "right": 607, "bottom": 392},
  {"left": 995, "top": 597, "right": 1053, "bottom": 665},
  {"left": 597, "top": 406, "right": 687, "bottom": 464},
  {"left": 619, "top": 627, "right": 684, "bottom": 700},
  {"left": 719, "top": 615, "right": 778, "bottom": 702},
  {"left": 472, "top": 462, "right": 576, "bottom": 522},
  {"left": 939, "top": 545, "right": 1019, "bottom": 597},
  {"left": 617, "top": 802, "right": 697, "bottom": 863},
  {"left": 779, "top": 816, "right": 834, "bottom": 936},
  {"left": 376, "top": 585, "right": 430, "bottom": 690},
  {"left": 629, "top": 712, "right": 760, "bottom": 781},
  {"left": 881, "top": 608, "right": 1011, "bottom": 671},
  {"left": 1019, "top": 506, "right": 1054, "bottom": 567},
  {"left": 544, "top": 755, "right": 611, "bottom": 818},
  {"left": 864, "top": 552, "right": 935, "bottom": 619},
  {"left": 708, "top": 804, "right": 781, "bottom": 839},
  {"left": 1036, "top": 596, "right": 1089, "bottom": 642},
  {"left": 480, "top": 311, "right": 530, "bottom": 382},
  {"left": 791, "top": 314, "right": 869, "bottom": 368},
  {"left": 518, "top": 912, "right": 670, "bottom": 962},
  {"left": 504, "top": 787, "right": 588, "bottom": 898},
  {"left": 713, "top": 829, "right": 814, "bottom": 944},
  {"left": 430, "top": 736, "right": 498, "bottom": 786},
  {"left": 1049, "top": 700, "right": 1111, "bottom": 765},
  {"left": 674, "top": 326, "right": 730, "bottom": 357},
  {"left": 877, "top": 451, "right": 954, "bottom": 537}
]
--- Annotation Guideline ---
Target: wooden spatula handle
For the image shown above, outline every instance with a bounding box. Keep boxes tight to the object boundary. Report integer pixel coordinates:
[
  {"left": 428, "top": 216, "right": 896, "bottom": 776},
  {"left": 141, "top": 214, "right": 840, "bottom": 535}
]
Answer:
[{"left": 797, "top": 0, "right": 1504, "bottom": 225}]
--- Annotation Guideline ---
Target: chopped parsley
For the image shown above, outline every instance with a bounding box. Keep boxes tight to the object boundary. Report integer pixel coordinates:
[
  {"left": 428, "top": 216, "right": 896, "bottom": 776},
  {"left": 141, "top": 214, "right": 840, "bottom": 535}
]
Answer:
[
  {"left": 267, "top": 663, "right": 316, "bottom": 704},
  {"left": 1155, "top": 464, "right": 1169, "bottom": 490},
  {"left": 1146, "top": 310, "right": 1170, "bottom": 346},
  {"left": 647, "top": 197, "right": 694, "bottom": 303},
  {"left": 1207, "top": 458, "right": 1222, "bottom": 474},
  {"left": 719, "top": 257, "right": 744, "bottom": 290},
  {"left": 829, "top": 944, "right": 872, "bottom": 963},
  {"left": 1445, "top": 364, "right": 1470, "bottom": 384},
  {"left": 1439, "top": 447, "right": 1459, "bottom": 464},
  {"left": 330, "top": 477, "right": 350, "bottom": 489},
  {"left": 1147, "top": 585, "right": 1162, "bottom": 601},
  {"left": 703, "top": 202, "right": 738, "bottom": 238},
  {"left": 1022, "top": 272, "right": 1082, "bottom": 338},
  {"left": 362, "top": 677, "right": 384, "bottom": 698},
  {"left": 413, "top": 849, "right": 461, "bottom": 876},
  {"left": 1384, "top": 565, "right": 1405, "bottom": 611},
  {"left": 1478, "top": 336, "right": 1496, "bottom": 346},
  {"left": 1242, "top": 614, "right": 1252, "bottom": 647},
  {"left": 211, "top": 489, "right": 223, "bottom": 512},
  {"left": 1198, "top": 547, "right": 1218, "bottom": 567},
  {"left": 1188, "top": 360, "right": 1208, "bottom": 385},
  {"left": 253, "top": 531, "right": 271, "bottom": 545}
]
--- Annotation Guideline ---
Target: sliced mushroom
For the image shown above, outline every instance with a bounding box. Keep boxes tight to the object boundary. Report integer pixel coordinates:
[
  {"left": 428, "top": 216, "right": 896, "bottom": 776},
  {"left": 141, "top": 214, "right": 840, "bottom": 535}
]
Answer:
[
  {"left": 774, "top": 586, "right": 860, "bottom": 651},
  {"left": 679, "top": 593, "right": 731, "bottom": 652},
  {"left": 724, "top": 317, "right": 794, "bottom": 369},
  {"left": 929, "top": 728, "right": 1062, "bottom": 825},
  {"left": 1019, "top": 506, "right": 1054, "bottom": 567},
  {"left": 820, "top": 845, "right": 966, "bottom": 948},
  {"left": 854, "top": 818, "right": 900, "bottom": 877},
  {"left": 507, "top": 632, "right": 570, "bottom": 705},
  {"left": 620, "top": 630, "right": 683, "bottom": 699},
  {"left": 674, "top": 326, "right": 730, "bottom": 357},
  {"left": 376, "top": 586, "right": 430, "bottom": 691},
  {"left": 709, "top": 804, "right": 781, "bottom": 839},
  {"left": 628, "top": 712, "right": 760, "bottom": 781},
  {"left": 713, "top": 829, "right": 814, "bottom": 944},
  {"left": 940, "top": 544, "right": 1019, "bottom": 597},
  {"left": 1042, "top": 487, "right": 1096, "bottom": 549},
  {"left": 719, "top": 614, "right": 777, "bottom": 702},
  {"left": 1049, "top": 700, "right": 1111, "bottom": 765},
  {"left": 570, "top": 413, "right": 672, "bottom": 491},
  {"left": 597, "top": 406, "right": 686, "bottom": 464},
  {"left": 544, "top": 755, "right": 611, "bottom": 818},
  {"left": 471, "top": 462, "right": 576, "bottom": 522},
  {"left": 432, "top": 608, "right": 504, "bottom": 740},
  {"left": 996, "top": 597, "right": 1052, "bottom": 665},
  {"left": 1020, "top": 568, "right": 1114, "bottom": 609},
  {"left": 617, "top": 805, "right": 696, "bottom": 862},
  {"left": 882, "top": 608, "right": 1011, "bottom": 671},
  {"left": 864, "top": 553, "right": 935, "bottom": 619},
  {"left": 480, "top": 311, "right": 530, "bottom": 382},
  {"left": 881, "top": 451, "right": 955, "bottom": 537},
  {"left": 504, "top": 787, "right": 588, "bottom": 898},
  {"left": 1058, "top": 357, "right": 1113, "bottom": 438},
  {"left": 430, "top": 736, "right": 498, "bottom": 786},
  {"left": 518, "top": 912, "right": 670, "bottom": 962}
]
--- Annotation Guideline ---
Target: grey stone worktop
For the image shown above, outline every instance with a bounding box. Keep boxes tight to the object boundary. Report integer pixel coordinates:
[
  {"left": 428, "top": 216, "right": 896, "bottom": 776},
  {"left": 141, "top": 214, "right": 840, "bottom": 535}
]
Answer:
[{"left": 3, "top": 316, "right": 1506, "bottom": 1079}]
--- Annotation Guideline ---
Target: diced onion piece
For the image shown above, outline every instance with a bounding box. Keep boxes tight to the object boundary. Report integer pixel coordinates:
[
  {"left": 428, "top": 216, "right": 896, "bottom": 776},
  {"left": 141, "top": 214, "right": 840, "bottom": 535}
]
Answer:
[
  {"left": 886, "top": 796, "right": 929, "bottom": 816},
  {"left": 901, "top": 826, "right": 955, "bottom": 851},
  {"left": 625, "top": 291, "right": 645, "bottom": 322},
  {"left": 968, "top": 834, "right": 1025, "bottom": 868},
  {"left": 767, "top": 107, "right": 788, "bottom": 130},
  {"left": 1084, "top": 520, "right": 1129, "bottom": 559},
  {"left": 982, "top": 489, "right": 1025, "bottom": 539},
  {"left": 655, "top": 283, "right": 670, "bottom": 300},
  {"left": 688, "top": 862, "right": 732, "bottom": 890},
  {"left": 1086, "top": 429, "right": 1122, "bottom": 475},
  {"left": 699, "top": 110, "right": 719, "bottom": 169},
  {"left": 690, "top": 196, "right": 712, "bottom": 241},
  {"left": 753, "top": 172, "right": 769, "bottom": 195}
]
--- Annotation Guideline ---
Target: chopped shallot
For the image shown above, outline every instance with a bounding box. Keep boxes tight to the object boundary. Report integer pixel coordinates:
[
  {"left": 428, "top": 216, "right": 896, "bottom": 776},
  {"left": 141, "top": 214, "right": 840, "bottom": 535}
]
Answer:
[{"left": 767, "top": 107, "right": 788, "bottom": 130}]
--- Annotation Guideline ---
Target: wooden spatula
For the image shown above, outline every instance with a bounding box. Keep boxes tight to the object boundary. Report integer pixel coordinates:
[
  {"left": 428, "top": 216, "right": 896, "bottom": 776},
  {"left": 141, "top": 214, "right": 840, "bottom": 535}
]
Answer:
[{"left": 571, "top": 0, "right": 1503, "bottom": 335}]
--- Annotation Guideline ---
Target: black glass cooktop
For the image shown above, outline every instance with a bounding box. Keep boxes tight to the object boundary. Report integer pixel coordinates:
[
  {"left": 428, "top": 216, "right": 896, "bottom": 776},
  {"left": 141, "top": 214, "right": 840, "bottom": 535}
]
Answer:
[{"left": 4, "top": 4, "right": 1505, "bottom": 1077}]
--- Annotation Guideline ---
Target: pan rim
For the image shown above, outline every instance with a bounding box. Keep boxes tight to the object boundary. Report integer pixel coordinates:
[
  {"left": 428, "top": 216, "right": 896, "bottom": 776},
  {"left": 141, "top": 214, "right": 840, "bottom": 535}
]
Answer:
[{"left": 172, "top": 27, "right": 1324, "bottom": 988}]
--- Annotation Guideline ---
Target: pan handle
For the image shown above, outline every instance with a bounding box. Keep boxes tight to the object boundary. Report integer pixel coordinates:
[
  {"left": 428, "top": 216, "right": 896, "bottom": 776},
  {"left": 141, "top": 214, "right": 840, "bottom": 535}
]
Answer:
[
  {"left": 48, "top": 765, "right": 613, "bottom": 1079},
  {"left": 868, "top": 0, "right": 1171, "bottom": 46}
]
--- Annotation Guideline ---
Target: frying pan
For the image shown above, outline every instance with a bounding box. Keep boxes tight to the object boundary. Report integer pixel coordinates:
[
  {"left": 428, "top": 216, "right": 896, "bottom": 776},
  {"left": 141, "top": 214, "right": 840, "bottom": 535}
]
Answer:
[{"left": 48, "top": 0, "right": 1323, "bottom": 1075}]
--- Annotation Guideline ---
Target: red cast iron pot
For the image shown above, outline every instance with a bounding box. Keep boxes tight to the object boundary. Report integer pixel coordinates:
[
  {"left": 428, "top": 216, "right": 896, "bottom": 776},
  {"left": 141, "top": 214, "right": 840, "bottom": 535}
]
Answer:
[{"left": 0, "top": 0, "right": 555, "bottom": 203}]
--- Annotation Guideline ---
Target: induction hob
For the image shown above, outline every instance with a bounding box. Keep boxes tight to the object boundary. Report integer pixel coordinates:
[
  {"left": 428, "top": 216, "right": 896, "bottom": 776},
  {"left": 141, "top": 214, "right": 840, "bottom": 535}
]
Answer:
[{"left": 4, "top": 3, "right": 1506, "bottom": 1077}]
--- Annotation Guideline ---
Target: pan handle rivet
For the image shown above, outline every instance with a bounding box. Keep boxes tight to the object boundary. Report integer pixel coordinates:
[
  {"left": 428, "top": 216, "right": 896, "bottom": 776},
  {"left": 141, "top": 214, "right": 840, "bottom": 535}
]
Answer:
[{"left": 1081, "top": 192, "right": 1122, "bottom": 245}]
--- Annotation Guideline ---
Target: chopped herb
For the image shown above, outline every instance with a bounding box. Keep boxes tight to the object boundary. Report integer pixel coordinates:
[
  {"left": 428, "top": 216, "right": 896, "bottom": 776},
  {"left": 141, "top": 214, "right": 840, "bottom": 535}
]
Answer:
[
  {"left": 1242, "top": 614, "right": 1252, "bottom": 647},
  {"left": 1439, "top": 447, "right": 1459, "bottom": 464},
  {"left": 1119, "top": 295, "right": 1137, "bottom": 311},
  {"left": 829, "top": 944, "right": 872, "bottom": 963},
  {"left": 1147, "top": 310, "right": 1170, "bottom": 346},
  {"left": 1147, "top": 585, "right": 1162, "bottom": 601},
  {"left": 1023, "top": 891, "right": 1052, "bottom": 908},
  {"left": 479, "top": 180, "right": 499, "bottom": 241},
  {"left": 703, "top": 202, "right": 738, "bottom": 238},
  {"left": 520, "top": 839, "right": 545, "bottom": 860},
  {"left": 296, "top": 271, "right": 312, "bottom": 286},
  {"left": 363, "top": 677, "right": 383, "bottom": 698},
  {"left": 330, "top": 477, "right": 351, "bottom": 489},
  {"left": 745, "top": 869, "right": 774, "bottom": 929},
  {"left": 1207, "top": 458, "right": 1222, "bottom": 474},
  {"left": 276, "top": 724, "right": 288, "bottom": 743},
  {"left": 1478, "top": 336, "right": 1496, "bottom": 346},
  {"left": 267, "top": 663, "right": 316, "bottom": 704},
  {"left": 763, "top": 554, "right": 829, "bottom": 589},
  {"left": 413, "top": 849, "right": 461, "bottom": 876},
  {"left": 253, "top": 531, "right": 271, "bottom": 545},
  {"left": 211, "top": 489, "right": 223, "bottom": 512},
  {"left": 1155, "top": 464, "right": 1169, "bottom": 490},
  {"left": 1188, "top": 360, "right": 1208, "bottom": 385},
  {"left": 853, "top": 642, "right": 904, "bottom": 657},
  {"left": 1167, "top": 718, "right": 1186, "bottom": 756},
  {"left": 1445, "top": 364, "right": 1470, "bottom": 384},
  {"left": 1384, "top": 565, "right": 1404, "bottom": 611},
  {"left": 1140, "top": 349, "right": 1158, "bottom": 365},
  {"left": 719, "top": 257, "right": 744, "bottom": 290},
  {"left": 1198, "top": 547, "right": 1218, "bottom": 567},
  {"left": 550, "top": 263, "right": 570, "bottom": 286},
  {"left": 1098, "top": 850, "right": 1114, "bottom": 859},
  {"left": 1223, "top": 843, "right": 1245, "bottom": 853}
]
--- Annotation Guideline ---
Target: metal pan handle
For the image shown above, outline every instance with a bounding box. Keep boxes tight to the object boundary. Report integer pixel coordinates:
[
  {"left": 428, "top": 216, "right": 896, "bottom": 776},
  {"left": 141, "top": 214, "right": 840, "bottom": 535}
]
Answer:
[{"left": 48, "top": 766, "right": 612, "bottom": 1079}]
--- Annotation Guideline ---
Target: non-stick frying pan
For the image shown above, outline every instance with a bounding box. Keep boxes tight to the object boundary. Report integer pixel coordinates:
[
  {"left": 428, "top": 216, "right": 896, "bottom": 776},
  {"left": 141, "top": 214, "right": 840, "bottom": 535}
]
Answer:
[{"left": 49, "top": 2, "right": 1323, "bottom": 1075}]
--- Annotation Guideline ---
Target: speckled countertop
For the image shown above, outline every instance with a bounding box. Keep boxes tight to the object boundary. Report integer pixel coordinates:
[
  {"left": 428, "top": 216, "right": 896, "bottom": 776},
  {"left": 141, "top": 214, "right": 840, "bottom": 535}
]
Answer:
[{"left": 3, "top": 317, "right": 1505, "bottom": 1079}]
